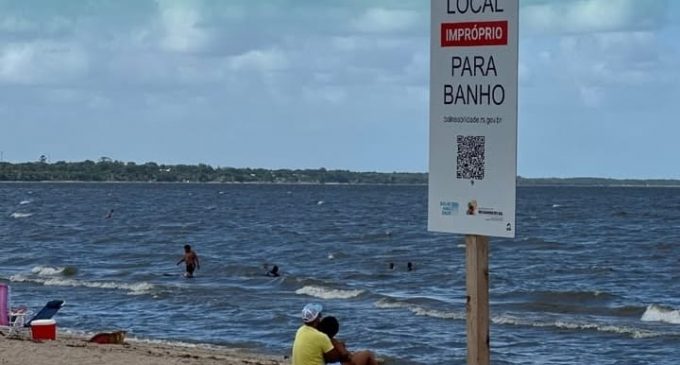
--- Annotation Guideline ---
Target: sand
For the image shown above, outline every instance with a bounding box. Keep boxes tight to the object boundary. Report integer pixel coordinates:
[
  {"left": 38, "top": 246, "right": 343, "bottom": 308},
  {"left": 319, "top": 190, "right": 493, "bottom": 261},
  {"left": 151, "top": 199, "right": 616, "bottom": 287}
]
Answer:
[{"left": 0, "top": 332, "right": 290, "bottom": 365}]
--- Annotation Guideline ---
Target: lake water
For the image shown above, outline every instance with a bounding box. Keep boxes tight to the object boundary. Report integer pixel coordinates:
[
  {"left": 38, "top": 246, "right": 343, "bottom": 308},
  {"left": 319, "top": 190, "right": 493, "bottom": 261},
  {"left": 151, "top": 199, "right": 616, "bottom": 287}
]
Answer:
[{"left": 1, "top": 183, "right": 679, "bottom": 364}]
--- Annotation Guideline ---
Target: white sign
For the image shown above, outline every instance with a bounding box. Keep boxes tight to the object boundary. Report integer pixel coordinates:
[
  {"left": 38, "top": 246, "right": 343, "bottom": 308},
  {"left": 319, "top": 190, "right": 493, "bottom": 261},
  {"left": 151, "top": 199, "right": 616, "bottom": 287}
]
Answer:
[{"left": 428, "top": 0, "right": 518, "bottom": 238}]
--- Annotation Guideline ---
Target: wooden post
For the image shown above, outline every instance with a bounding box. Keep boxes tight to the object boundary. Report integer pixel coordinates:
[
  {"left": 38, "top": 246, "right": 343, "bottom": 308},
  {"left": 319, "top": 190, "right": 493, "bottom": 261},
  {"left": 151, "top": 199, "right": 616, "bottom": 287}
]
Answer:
[{"left": 466, "top": 235, "right": 489, "bottom": 365}]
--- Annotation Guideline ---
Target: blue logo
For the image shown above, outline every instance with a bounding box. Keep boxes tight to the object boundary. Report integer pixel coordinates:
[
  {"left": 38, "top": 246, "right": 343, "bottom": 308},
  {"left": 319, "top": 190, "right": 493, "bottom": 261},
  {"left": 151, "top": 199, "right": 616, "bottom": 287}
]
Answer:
[{"left": 440, "top": 201, "right": 459, "bottom": 216}]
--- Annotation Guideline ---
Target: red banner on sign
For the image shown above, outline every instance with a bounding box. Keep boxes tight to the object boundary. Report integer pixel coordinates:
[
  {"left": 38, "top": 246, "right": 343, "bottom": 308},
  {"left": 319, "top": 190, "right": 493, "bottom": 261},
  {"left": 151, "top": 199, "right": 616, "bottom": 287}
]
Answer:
[{"left": 440, "top": 21, "right": 508, "bottom": 47}]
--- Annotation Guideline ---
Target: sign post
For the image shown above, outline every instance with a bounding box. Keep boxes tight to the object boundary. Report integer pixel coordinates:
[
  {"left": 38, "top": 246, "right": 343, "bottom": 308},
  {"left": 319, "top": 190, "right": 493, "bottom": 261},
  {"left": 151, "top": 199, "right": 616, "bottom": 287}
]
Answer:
[
  {"left": 428, "top": 1, "right": 518, "bottom": 364},
  {"left": 465, "top": 234, "right": 489, "bottom": 365}
]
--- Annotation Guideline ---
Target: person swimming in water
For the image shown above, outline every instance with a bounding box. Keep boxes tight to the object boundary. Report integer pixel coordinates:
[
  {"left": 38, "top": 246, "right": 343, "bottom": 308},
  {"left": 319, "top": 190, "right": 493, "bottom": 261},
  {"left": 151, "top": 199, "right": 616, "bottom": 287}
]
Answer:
[
  {"left": 266, "top": 264, "right": 280, "bottom": 277},
  {"left": 177, "top": 244, "right": 200, "bottom": 278}
]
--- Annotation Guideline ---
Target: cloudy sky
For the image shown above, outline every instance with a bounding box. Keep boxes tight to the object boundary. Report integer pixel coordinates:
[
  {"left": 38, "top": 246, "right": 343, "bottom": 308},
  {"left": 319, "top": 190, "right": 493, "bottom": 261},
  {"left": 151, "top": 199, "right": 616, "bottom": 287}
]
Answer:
[{"left": 0, "top": 0, "right": 678, "bottom": 178}]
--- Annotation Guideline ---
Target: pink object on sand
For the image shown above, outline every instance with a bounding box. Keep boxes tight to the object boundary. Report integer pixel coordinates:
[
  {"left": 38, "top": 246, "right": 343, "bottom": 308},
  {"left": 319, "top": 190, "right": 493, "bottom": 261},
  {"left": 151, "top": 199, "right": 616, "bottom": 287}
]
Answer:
[{"left": 0, "top": 283, "right": 8, "bottom": 326}]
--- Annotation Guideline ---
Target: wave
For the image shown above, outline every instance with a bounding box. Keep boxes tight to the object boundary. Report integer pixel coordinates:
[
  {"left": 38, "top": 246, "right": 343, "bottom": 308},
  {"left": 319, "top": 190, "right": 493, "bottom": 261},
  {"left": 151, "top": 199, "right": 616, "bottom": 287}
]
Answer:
[
  {"left": 31, "top": 265, "right": 78, "bottom": 277},
  {"left": 295, "top": 285, "right": 364, "bottom": 299},
  {"left": 517, "top": 237, "right": 564, "bottom": 250},
  {"left": 10, "top": 212, "right": 33, "bottom": 218},
  {"left": 493, "top": 314, "right": 666, "bottom": 339},
  {"left": 32, "top": 266, "right": 64, "bottom": 276},
  {"left": 641, "top": 304, "right": 680, "bottom": 325},
  {"left": 19, "top": 200, "right": 32, "bottom": 205},
  {"left": 502, "top": 289, "right": 617, "bottom": 304},
  {"left": 9, "top": 274, "right": 154, "bottom": 295},
  {"left": 357, "top": 231, "right": 394, "bottom": 243},
  {"left": 374, "top": 299, "right": 671, "bottom": 339},
  {"left": 496, "top": 290, "right": 634, "bottom": 317},
  {"left": 374, "top": 299, "right": 465, "bottom": 320}
]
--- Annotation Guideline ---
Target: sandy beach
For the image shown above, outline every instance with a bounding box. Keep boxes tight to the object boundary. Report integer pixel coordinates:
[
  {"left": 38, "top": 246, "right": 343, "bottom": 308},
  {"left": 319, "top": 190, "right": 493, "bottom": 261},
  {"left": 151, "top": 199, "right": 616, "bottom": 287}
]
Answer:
[{"left": 0, "top": 333, "right": 290, "bottom": 365}]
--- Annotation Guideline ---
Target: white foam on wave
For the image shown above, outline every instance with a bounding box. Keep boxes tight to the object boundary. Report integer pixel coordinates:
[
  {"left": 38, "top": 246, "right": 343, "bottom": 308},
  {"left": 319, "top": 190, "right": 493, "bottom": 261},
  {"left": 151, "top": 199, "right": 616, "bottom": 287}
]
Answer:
[
  {"left": 641, "top": 304, "right": 680, "bottom": 325},
  {"left": 493, "top": 315, "right": 661, "bottom": 339},
  {"left": 412, "top": 306, "right": 464, "bottom": 320},
  {"left": 31, "top": 266, "right": 65, "bottom": 276},
  {"left": 10, "top": 212, "right": 33, "bottom": 218},
  {"left": 374, "top": 299, "right": 666, "bottom": 339},
  {"left": 374, "top": 299, "right": 466, "bottom": 320},
  {"left": 552, "top": 204, "right": 562, "bottom": 208},
  {"left": 296, "top": 285, "right": 364, "bottom": 299},
  {"left": 374, "top": 300, "right": 406, "bottom": 310},
  {"left": 19, "top": 199, "right": 32, "bottom": 205},
  {"left": 9, "top": 274, "right": 154, "bottom": 295}
]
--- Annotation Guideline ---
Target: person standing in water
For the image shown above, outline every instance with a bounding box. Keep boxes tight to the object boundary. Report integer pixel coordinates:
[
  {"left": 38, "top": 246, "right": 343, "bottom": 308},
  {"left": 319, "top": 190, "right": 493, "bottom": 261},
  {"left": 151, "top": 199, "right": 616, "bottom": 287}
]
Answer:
[{"left": 177, "top": 244, "right": 200, "bottom": 278}]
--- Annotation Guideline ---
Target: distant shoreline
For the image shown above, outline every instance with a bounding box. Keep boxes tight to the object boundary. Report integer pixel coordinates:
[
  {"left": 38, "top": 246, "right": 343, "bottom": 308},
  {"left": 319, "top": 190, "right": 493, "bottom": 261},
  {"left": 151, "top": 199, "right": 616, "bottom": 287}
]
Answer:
[
  {"left": 1, "top": 161, "right": 679, "bottom": 187},
  {"left": 1, "top": 180, "right": 680, "bottom": 188}
]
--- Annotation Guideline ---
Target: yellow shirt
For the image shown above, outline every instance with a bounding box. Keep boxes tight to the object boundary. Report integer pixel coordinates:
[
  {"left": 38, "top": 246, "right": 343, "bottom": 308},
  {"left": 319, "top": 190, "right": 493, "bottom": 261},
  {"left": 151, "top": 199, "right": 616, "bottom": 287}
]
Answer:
[{"left": 292, "top": 325, "right": 334, "bottom": 365}]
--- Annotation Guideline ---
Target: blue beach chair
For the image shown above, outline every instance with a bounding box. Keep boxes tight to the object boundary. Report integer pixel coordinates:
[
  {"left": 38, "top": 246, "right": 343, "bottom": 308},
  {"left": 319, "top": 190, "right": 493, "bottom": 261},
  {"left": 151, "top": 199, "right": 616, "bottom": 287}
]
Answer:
[{"left": 24, "top": 300, "right": 65, "bottom": 327}]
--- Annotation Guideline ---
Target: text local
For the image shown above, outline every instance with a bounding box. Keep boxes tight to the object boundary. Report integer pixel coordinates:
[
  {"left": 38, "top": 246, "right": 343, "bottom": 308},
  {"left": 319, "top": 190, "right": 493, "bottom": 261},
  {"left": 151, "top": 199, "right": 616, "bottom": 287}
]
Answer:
[{"left": 446, "top": 0, "right": 504, "bottom": 14}]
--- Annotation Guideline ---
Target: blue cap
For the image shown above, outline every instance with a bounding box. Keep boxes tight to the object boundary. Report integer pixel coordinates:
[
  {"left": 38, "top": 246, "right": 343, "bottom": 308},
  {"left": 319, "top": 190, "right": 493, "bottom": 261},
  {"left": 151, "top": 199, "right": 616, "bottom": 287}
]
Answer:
[{"left": 302, "top": 303, "right": 323, "bottom": 323}]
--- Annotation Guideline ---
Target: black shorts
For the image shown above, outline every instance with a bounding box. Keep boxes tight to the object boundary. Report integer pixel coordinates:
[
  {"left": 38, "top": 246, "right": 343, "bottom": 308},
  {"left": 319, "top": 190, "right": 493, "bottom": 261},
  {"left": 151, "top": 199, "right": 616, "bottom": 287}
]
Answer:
[{"left": 186, "top": 263, "right": 196, "bottom": 275}]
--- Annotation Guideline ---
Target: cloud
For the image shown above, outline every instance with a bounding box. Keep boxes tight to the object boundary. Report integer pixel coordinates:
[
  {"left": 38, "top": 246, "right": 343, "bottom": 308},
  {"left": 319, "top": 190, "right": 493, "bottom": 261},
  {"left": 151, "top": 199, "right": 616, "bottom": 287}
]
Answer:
[
  {"left": 351, "top": 8, "right": 421, "bottom": 33},
  {"left": 302, "top": 85, "right": 347, "bottom": 105},
  {"left": 558, "top": 31, "right": 664, "bottom": 87},
  {"left": 0, "top": 16, "right": 35, "bottom": 33},
  {"left": 156, "top": 0, "right": 211, "bottom": 53},
  {"left": 0, "top": 41, "right": 89, "bottom": 85},
  {"left": 521, "top": 26, "right": 672, "bottom": 108},
  {"left": 518, "top": 2, "right": 677, "bottom": 111},
  {"left": 226, "top": 48, "right": 289, "bottom": 72},
  {"left": 578, "top": 85, "right": 604, "bottom": 108},
  {"left": 522, "top": 0, "right": 669, "bottom": 34}
]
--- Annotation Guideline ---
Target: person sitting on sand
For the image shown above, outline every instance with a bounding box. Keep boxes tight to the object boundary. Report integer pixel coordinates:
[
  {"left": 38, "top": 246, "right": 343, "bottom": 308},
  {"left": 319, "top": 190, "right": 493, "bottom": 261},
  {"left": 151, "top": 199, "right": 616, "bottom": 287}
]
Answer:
[
  {"left": 292, "top": 303, "right": 350, "bottom": 365},
  {"left": 317, "top": 316, "right": 378, "bottom": 365},
  {"left": 176, "top": 244, "right": 200, "bottom": 278}
]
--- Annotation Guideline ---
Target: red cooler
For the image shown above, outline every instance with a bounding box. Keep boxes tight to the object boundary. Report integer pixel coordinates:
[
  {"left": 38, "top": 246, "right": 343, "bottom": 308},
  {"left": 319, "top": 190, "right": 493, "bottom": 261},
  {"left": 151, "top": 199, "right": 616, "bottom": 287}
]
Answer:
[{"left": 31, "top": 319, "right": 57, "bottom": 340}]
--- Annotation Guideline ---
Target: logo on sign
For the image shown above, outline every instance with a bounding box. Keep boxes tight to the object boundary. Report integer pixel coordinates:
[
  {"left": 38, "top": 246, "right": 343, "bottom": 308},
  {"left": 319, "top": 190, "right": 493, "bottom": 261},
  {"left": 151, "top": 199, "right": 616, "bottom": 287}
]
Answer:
[{"left": 440, "top": 201, "right": 459, "bottom": 216}]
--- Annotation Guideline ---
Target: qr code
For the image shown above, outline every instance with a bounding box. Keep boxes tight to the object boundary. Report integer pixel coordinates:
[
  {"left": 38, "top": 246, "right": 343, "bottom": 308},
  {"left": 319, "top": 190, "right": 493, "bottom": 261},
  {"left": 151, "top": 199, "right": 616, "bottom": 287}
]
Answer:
[{"left": 456, "top": 135, "right": 485, "bottom": 180}]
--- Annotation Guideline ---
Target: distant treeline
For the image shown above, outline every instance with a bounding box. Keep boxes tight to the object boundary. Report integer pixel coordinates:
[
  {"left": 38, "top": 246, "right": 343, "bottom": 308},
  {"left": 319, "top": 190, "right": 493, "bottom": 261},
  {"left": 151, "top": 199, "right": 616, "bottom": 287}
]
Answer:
[
  {"left": 0, "top": 161, "right": 679, "bottom": 186},
  {"left": 0, "top": 160, "right": 425, "bottom": 184}
]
